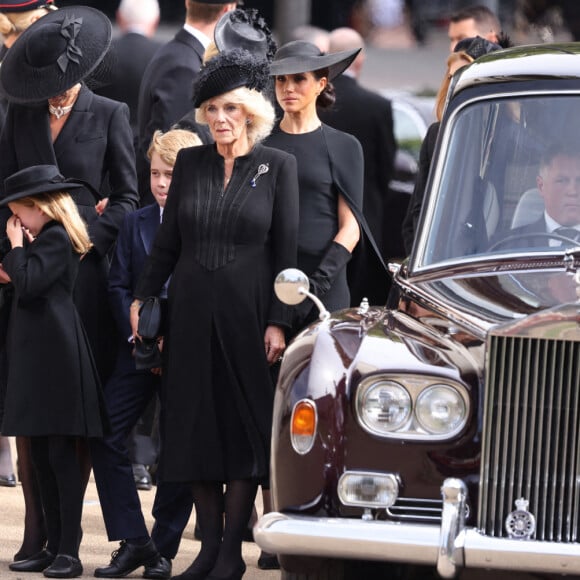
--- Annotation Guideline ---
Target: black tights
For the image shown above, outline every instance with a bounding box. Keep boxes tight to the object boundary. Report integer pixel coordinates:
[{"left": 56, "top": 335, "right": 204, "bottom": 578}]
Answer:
[
  {"left": 29, "top": 435, "right": 83, "bottom": 558},
  {"left": 15, "top": 436, "right": 91, "bottom": 559},
  {"left": 188, "top": 479, "right": 257, "bottom": 577}
]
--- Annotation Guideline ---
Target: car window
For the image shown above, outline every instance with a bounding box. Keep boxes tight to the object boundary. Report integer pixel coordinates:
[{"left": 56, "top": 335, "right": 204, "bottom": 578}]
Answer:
[{"left": 416, "top": 94, "right": 580, "bottom": 269}]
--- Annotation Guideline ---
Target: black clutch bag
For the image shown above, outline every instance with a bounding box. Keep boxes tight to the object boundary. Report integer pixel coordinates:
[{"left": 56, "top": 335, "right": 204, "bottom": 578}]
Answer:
[
  {"left": 137, "top": 296, "right": 166, "bottom": 339},
  {"left": 134, "top": 297, "right": 167, "bottom": 370}
]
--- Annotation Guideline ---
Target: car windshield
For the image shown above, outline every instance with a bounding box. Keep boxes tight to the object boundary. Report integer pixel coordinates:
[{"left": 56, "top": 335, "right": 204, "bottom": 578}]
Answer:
[{"left": 415, "top": 94, "right": 580, "bottom": 270}]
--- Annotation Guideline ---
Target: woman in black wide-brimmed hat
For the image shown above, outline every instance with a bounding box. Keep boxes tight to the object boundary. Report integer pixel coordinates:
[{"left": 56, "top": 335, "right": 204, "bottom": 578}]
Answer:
[
  {"left": 0, "top": 3, "right": 138, "bottom": 570},
  {"left": 0, "top": 0, "right": 58, "bottom": 130},
  {"left": 265, "top": 40, "right": 382, "bottom": 330}
]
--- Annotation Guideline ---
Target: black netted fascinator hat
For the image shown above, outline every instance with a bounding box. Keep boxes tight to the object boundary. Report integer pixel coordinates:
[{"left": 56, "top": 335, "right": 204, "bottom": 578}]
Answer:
[
  {"left": 454, "top": 36, "right": 503, "bottom": 59},
  {"left": 193, "top": 48, "right": 269, "bottom": 108},
  {"left": 0, "top": 5, "right": 111, "bottom": 103},
  {"left": 214, "top": 8, "right": 276, "bottom": 62}
]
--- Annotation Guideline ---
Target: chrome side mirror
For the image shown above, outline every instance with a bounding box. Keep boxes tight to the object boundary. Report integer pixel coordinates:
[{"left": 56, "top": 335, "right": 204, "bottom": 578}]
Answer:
[
  {"left": 274, "top": 268, "right": 309, "bottom": 305},
  {"left": 274, "top": 268, "right": 330, "bottom": 321}
]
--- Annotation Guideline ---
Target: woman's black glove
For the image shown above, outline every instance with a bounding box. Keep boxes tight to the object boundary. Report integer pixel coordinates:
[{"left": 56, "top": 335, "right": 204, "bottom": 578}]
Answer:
[{"left": 294, "top": 241, "right": 352, "bottom": 325}]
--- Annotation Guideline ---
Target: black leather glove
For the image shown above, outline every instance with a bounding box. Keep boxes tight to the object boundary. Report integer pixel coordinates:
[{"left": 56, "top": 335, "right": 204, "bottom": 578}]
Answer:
[{"left": 294, "top": 241, "right": 352, "bottom": 325}]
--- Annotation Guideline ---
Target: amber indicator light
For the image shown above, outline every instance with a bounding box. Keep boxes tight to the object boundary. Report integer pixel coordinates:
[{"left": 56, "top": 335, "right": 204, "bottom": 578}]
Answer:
[{"left": 291, "top": 401, "right": 316, "bottom": 436}]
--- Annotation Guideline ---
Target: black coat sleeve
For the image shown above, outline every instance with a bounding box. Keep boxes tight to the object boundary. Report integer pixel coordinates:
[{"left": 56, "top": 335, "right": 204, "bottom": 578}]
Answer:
[
  {"left": 3, "top": 227, "right": 71, "bottom": 302},
  {"left": 267, "top": 151, "right": 299, "bottom": 327},
  {"left": 91, "top": 101, "right": 139, "bottom": 257}
]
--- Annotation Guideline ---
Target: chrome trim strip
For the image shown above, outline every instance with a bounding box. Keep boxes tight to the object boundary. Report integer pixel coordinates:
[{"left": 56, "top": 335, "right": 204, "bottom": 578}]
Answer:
[
  {"left": 462, "top": 529, "right": 580, "bottom": 575},
  {"left": 254, "top": 512, "right": 441, "bottom": 566},
  {"left": 254, "top": 513, "right": 580, "bottom": 577},
  {"left": 437, "top": 479, "right": 467, "bottom": 579}
]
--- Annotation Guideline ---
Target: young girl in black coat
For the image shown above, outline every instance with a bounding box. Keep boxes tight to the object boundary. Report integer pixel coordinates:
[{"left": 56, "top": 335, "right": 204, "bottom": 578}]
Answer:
[{"left": 0, "top": 165, "right": 107, "bottom": 579}]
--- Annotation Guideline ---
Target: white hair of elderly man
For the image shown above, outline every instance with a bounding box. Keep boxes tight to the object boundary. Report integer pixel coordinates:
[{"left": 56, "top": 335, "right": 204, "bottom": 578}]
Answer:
[{"left": 117, "top": 0, "right": 160, "bottom": 36}]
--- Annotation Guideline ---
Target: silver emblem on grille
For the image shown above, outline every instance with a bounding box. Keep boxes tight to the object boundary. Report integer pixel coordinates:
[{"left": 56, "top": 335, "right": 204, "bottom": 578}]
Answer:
[{"left": 505, "top": 498, "right": 536, "bottom": 540}]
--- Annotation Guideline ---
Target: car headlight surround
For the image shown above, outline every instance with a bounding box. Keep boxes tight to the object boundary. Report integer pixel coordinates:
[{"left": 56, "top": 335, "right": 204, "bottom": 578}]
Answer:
[
  {"left": 357, "top": 380, "right": 412, "bottom": 435},
  {"left": 415, "top": 384, "right": 466, "bottom": 435},
  {"left": 356, "top": 375, "right": 469, "bottom": 441}
]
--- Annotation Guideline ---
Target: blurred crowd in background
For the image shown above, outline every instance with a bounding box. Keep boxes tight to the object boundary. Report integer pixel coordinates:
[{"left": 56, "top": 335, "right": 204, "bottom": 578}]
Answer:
[{"left": 54, "top": 0, "right": 580, "bottom": 46}]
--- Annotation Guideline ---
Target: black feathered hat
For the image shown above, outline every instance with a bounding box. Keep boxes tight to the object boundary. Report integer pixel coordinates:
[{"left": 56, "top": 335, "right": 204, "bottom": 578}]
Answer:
[
  {"left": 1, "top": 165, "right": 83, "bottom": 205},
  {"left": 269, "top": 40, "right": 360, "bottom": 80},
  {"left": 0, "top": 5, "right": 111, "bottom": 103},
  {"left": 214, "top": 8, "right": 276, "bottom": 62},
  {"left": 192, "top": 48, "right": 269, "bottom": 108}
]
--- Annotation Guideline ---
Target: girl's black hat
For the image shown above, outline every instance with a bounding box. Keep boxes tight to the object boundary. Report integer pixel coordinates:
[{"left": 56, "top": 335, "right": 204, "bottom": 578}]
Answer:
[{"left": 1, "top": 165, "right": 83, "bottom": 205}]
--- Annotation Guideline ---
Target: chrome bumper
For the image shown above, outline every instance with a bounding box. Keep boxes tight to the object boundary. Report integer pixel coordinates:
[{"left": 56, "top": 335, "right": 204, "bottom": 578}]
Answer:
[{"left": 254, "top": 478, "right": 580, "bottom": 578}]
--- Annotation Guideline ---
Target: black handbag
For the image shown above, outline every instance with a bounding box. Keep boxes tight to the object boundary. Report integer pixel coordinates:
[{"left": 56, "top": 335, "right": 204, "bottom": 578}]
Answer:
[
  {"left": 137, "top": 296, "right": 166, "bottom": 339},
  {"left": 134, "top": 297, "right": 166, "bottom": 370}
]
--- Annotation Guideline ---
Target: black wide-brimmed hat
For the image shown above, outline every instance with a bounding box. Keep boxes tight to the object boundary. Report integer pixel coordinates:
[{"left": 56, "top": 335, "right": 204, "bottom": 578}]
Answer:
[
  {"left": 0, "top": 5, "right": 111, "bottom": 103},
  {"left": 214, "top": 8, "right": 276, "bottom": 61},
  {"left": 193, "top": 48, "right": 269, "bottom": 107},
  {"left": 1, "top": 165, "right": 84, "bottom": 205},
  {"left": 0, "top": 0, "right": 55, "bottom": 12},
  {"left": 269, "top": 40, "right": 360, "bottom": 80}
]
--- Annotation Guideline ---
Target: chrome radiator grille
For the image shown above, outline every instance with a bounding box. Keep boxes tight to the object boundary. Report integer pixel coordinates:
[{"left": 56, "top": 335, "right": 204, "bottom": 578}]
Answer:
[{"left": 479, "top": 334, "right": 580, "bottom": 541}]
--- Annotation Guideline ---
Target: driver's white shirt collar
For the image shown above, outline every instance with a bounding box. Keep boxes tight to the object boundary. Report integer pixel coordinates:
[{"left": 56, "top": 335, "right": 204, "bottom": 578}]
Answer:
[{"left": 544, "top": 212, "right": 580, "bottom": 233}]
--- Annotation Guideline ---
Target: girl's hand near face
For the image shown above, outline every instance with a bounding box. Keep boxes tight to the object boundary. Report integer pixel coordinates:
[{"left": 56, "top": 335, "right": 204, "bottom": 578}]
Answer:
[{"left": 6, "top": 215, "right": 24, "bottom": 248}]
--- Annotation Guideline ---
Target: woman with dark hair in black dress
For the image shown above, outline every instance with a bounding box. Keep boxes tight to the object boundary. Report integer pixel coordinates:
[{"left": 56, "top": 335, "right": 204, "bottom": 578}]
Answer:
[{"left": 265, "top": 40, "right": 365, "bottom": 329}]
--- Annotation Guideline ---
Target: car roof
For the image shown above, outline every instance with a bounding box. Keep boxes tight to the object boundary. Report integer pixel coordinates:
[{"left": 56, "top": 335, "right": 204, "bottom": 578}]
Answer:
[{"left": 453, "top": 43, "right": 580, "bottom": 96}]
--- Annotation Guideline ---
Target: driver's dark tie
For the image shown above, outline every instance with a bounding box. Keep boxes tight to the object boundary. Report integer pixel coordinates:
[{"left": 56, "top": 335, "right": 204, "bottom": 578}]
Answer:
[{"left": 554, "top": 227, "right": 580, "bottom": 241}]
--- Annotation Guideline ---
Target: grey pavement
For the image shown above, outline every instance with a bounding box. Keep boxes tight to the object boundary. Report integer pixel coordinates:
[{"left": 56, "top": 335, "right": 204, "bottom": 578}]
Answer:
[{"left": 0, "top": 438, "right": 278, "bottom": 580}]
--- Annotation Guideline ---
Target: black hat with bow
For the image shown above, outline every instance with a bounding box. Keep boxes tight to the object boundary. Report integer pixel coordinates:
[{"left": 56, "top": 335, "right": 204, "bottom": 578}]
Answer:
[{"left": 0, "top": 5, "right": 111, "bottom": 103}]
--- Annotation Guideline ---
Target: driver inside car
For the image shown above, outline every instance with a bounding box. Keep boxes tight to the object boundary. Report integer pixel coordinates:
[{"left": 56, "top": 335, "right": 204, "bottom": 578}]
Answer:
[{"left": 494, "top": 143, "right": 580, "bottom": 249}]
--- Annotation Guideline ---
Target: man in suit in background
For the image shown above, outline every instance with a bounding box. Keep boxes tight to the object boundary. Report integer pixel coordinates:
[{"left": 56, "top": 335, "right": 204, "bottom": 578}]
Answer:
[
  {"left": 448, "top": 4, "right": 501, "bottom": 52},
  {"left": 136, "top": 0, "right": 236, "bottom": 205},
  {"left": 319, "top": 26, "right": 396, "bottom": 305},
  {"left": 96, "top": 0, "right": 161, "bottom": 148}
]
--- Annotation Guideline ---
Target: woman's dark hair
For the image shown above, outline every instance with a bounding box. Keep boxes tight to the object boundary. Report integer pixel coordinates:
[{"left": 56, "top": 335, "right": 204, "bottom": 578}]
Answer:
[{"left": 312, "top": 67, "right": 335, "bottom": 109}]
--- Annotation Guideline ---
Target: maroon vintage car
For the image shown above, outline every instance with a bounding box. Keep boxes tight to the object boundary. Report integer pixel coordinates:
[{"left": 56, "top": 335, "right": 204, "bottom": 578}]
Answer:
[{"left": 255, "top": 44, "right": 580, "bottom": 579}]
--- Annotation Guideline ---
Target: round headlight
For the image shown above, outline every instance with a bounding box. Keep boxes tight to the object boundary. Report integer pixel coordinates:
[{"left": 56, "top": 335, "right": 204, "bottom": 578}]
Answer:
[
  {"left": 359, "top": 381, "right": 411, "bottom": 433},
  {"left": 415, "top": 385, "right": 466, "bottom": 435}
]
